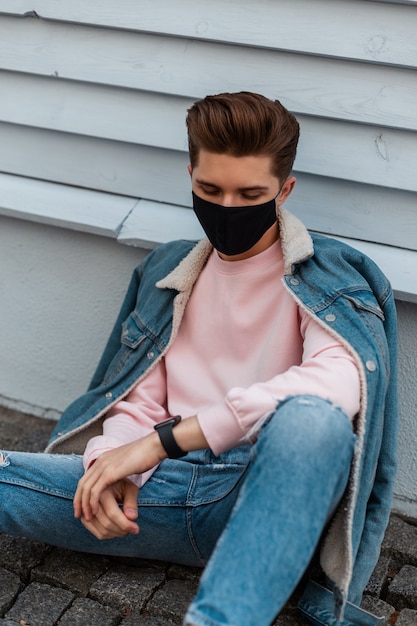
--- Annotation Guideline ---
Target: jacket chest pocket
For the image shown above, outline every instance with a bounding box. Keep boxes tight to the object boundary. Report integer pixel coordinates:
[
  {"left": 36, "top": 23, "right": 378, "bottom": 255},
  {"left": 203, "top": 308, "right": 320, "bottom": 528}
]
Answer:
[
  {"left": 342, "top": 291, "right": 389, "bottom": 369},
  {"left": 343, "top": 291, "right": 385, "bottom": 321},
  {"left": 101, "top": 315, "right": 150, "bottom": 385},
  {"left": 121, "top": 313, "right": 147, "bottom": 349}
]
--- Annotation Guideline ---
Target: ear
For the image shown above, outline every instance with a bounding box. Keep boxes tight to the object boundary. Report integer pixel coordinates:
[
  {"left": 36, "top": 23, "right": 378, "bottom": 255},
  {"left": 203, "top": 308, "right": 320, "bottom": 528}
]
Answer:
[
  {"left": 187, "top": 164, "right": 193, "bottom": 177},
  {"left": 277, "top": 176, "right": 296, "bottom": 206}
]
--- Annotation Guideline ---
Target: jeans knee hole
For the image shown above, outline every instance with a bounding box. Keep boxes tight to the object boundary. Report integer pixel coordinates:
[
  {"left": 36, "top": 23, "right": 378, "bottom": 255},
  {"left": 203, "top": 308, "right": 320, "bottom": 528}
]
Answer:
[{"left": 0, "top": 452, "right": 10, "bottom": 467}]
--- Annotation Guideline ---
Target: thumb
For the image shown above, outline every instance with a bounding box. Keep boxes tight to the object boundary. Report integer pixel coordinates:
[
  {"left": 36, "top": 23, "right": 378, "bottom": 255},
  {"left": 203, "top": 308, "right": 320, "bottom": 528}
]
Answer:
[{"left": 122, "top": 480, "right": 139, "bottom": 520}]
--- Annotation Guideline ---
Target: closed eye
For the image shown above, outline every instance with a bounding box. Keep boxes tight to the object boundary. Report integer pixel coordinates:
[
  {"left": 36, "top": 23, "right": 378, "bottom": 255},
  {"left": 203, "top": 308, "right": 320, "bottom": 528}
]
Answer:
[
  {"left": 201, "top": 187, "right": 220, "bottom": 196},
  {"left": 242, "top": 193, "right": 262, "bottom": 200}
]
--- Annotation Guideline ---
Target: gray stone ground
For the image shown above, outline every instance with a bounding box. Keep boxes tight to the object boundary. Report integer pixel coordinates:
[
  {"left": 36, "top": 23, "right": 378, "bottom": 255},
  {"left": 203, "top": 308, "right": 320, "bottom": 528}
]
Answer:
[{"left": 1, "top": 407, "right": 417, "bottom": 625}]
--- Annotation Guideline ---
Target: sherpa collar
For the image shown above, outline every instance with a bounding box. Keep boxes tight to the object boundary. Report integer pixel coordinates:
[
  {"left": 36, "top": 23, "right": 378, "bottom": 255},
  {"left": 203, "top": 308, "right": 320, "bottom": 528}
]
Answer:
[{"left": 156, "top": 207, "right": 314, "bottom": 292}]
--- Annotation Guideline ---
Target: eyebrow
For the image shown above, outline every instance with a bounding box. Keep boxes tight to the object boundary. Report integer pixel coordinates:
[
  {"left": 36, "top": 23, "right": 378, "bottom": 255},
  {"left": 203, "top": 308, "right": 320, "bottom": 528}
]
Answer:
[{"left": 195, "top": 178, "right": 270, "bottom": 192}]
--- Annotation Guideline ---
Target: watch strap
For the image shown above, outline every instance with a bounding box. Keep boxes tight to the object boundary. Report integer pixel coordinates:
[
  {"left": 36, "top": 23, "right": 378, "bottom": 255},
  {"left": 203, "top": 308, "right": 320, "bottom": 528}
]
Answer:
[{"left": 154, "top": 416, "right": 187, "bottom": 459}]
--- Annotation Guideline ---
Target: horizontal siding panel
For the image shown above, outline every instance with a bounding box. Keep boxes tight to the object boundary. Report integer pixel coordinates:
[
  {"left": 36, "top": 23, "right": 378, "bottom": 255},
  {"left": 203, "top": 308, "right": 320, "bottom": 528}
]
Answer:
[
  {"left": 0, "top": 122, "right": 192, "bottom": 206},
  {"left": 1, "top": 117, "right": 415, "bottom": 194},
  {"left": 0, "top": 71, "right": 190, "bottom": 151},
  {"left": 0, "top": 17, "right": 416, "bottom": 130},
  {"left": 1, "top": 0, "right": 416, "bottom": 68},
  {"left": 366, "top": 1, "right": 417, "bottom": 6},
  {"left": 297, "top": 119, "right": 417, "bottom": 193},
  {"left": 0, "top": 173, "right": 136, "bottom": 236},
  {"left": 118, "top": 199, "right": 203, "bottom": 248},
  {"left": 290, "top": 174, "right": 417, "bottom": 252}
]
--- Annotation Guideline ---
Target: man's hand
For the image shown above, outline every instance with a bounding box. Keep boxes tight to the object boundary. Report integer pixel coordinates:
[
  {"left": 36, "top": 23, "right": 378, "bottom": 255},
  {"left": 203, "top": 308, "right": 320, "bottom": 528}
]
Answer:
[
  {"left": 80, "top": 479, "right": 140, "bottom": 539},
  {"left": 74, "top": 415, "right": 208, "bottom": 539},
  {"left": 74, "top": 433, "right": 165, "bottom": 525}
]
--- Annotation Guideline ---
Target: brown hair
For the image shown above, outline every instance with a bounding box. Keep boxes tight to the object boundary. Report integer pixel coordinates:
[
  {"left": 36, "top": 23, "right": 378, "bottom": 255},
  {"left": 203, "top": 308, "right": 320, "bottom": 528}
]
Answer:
[{"left": 186, "top": 92, "right": 300, "bottom": 181}]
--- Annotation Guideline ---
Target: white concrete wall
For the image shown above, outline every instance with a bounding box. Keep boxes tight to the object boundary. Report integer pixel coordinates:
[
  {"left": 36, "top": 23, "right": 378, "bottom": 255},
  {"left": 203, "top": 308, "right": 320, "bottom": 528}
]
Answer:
[
  {"left": 393, "top": 300, "right": 417, "bottom": 516},
  {"left": 0, "top": 215, "right": 144, "bottom": 418}
]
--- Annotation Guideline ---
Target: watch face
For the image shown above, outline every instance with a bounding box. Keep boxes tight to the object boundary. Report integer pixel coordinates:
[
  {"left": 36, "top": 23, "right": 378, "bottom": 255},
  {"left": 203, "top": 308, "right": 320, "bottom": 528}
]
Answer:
[{"left": 155, "top": 416, "right": 181, "bottom": 430}]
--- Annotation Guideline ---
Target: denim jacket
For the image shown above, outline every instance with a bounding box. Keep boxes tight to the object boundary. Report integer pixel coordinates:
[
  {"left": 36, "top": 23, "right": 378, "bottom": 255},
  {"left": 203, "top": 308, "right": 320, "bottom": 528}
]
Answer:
[{"left": 46, "top": 208, "right": 398, "bottom": 626}]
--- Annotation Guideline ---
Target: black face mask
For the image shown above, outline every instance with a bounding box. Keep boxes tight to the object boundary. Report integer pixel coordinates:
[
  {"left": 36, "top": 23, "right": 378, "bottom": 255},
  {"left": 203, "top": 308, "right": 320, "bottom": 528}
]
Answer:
[{"left": 192, "top": 191, "right": 279, "bottom": 256}]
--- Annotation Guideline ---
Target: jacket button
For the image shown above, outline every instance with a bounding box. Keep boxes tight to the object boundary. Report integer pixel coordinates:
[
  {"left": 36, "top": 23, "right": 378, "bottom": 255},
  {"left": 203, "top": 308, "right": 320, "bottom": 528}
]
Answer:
[
  {"left": 325, "top": 313, "right": 336, "bottom": 322},
  {"left": 290, "top": 278, "right": 299, "bottom": 286},
  {"left": 105, "top": 392, "right": 113, "bottom": 399},
  {"left": 147, "top": 351, "right": 155, "bottom": 359},
  {"left": 366, "top": 360, "right": 377, "bottom": 372}
]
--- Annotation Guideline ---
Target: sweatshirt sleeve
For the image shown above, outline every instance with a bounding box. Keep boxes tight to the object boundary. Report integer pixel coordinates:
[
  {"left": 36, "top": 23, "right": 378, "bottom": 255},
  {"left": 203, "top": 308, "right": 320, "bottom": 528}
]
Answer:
[
  {"left": 83, "top": 359, "right": 169, "bottom": 486},
  {"left": 197, "top": 311, "right": 361, "bottom": 456}
]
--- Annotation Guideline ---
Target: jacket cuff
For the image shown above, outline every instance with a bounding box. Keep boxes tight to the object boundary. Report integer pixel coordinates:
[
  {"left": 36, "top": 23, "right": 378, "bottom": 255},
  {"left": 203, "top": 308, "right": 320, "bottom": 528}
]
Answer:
[{"left": 298, "top": 580, "right": 385, "bottom": 626}]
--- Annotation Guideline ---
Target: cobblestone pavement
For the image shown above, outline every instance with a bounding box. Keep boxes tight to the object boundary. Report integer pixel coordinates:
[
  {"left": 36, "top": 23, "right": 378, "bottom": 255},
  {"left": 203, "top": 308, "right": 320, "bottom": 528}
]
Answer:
[{"left": 1, "top": 407, "right": 417, "bottom": 625}]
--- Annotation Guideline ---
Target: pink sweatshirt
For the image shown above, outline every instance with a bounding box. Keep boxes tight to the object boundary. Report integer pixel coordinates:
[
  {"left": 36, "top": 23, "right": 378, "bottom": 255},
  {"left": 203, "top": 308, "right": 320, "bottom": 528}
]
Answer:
[{"left": 84, "top": 241, "right": 360, "bottom": 485}]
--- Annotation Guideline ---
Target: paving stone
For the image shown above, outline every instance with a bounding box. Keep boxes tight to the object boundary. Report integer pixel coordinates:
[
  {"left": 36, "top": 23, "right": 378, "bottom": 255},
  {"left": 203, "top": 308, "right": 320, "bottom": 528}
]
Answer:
[
  {"left": 382, "top": 516, "right": 417, "bottom": 569},
  {"left": 0, "top": 620, "right": 21, "bottom": 625},
  {"left": 89, "top": 565, "right": 165, "bottom": 613},
  {"left": 396, "top": 608, "right": 417, "bottom": 625},
  {"left": 365, "top": 554, "right": 393, "bottom": 597},
  {"left": 122, "top": 612, "right": 180, "bottom": 625},
  {"left": 167, "top": 563, "right": 202, "bottom": 583},
  {"left": 5, "top": 581, "right": 74, "bottom": 626},
  {"left": 58, "top": 597, "right": 121, "bottom": 626},
  {"left": 32, "top": 547, "right": 110, "bottom": 595},
  {"left": 147, "top": 578, "right": 198, "bottom": 623},
  {"left": 387, "top": 565, "right": 417, "bottom": 610},
  {"left": 0, "top": 568, "right": 21, "bottom": 615},
  {"left": 0, "top": 533, "right": 51, "bottom": 580},
  {"left": 360, "top": 595, "right": 396, "bottom": 625},
  {"left": 112, "top": 556, "right": 168, "bottom": 572}
]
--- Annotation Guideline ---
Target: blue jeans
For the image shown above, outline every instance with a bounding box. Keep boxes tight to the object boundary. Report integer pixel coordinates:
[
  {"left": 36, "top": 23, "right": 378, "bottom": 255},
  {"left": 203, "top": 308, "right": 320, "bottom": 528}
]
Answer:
[{"left": 0, "top": 396, "right": 355, "bottom": 626}]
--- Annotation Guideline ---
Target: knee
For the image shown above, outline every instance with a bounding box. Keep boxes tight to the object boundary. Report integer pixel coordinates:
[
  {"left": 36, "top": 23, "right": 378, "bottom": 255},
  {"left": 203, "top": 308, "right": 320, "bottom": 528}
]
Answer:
[{"left": 257, "top": 395, "right": 355, "bottom": 457}]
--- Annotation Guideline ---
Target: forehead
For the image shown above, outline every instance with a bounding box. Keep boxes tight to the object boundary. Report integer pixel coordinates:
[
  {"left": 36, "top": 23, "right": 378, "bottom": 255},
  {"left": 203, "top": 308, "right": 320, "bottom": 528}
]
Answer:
[{"left": 193, "top": 150, "right": 277, "bottom": 186}]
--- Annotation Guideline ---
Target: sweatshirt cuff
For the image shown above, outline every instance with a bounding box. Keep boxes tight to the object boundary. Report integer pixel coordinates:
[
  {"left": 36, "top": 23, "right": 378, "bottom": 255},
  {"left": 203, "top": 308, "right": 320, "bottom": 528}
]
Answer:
[
  {"left": 82, "top": 435, "right": 159, "bottom": 488},
  {"left": 197, "top": 402, "right": 247, "bottom": 456}
]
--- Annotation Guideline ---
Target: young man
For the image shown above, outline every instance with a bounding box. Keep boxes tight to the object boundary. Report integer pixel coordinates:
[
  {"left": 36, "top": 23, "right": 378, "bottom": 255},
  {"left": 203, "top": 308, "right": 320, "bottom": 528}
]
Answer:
[{"left": 0, "top": 93, "right": 397, "bottom": 626}]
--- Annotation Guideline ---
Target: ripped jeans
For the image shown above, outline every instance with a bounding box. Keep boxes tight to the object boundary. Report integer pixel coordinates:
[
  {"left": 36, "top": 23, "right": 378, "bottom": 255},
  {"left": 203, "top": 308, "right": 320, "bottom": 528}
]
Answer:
[{"left": 0, "top": 396, "right": 355, "bottom": 626}]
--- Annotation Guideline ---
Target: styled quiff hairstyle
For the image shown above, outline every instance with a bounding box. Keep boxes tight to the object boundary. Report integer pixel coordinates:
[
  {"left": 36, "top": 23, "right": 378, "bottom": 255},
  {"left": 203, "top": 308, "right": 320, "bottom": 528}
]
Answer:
[{"left": 186, "top": 92, "right": 300, "bottom": 181}]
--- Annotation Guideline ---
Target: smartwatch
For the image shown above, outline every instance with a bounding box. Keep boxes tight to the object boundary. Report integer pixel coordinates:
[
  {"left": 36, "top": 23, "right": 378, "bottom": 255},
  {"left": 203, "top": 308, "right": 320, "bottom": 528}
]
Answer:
[{"left": 154, "top": 416, "right": 187, "bottom": 459}]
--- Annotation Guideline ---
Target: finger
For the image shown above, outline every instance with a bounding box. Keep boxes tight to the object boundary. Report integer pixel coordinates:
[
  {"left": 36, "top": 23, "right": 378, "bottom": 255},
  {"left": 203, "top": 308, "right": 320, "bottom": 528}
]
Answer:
[
  {"left": 81, "top": 511, "right": 127, "bottom": 540},
  {"left": 75, "top": 476, "right": 95, "bottom": 522},
  {"left": 100, "top": 488, "right": 139, "bottom": 535},
  {"left": 81, "top": 496, "right": 135, "bottom": 540},
  {"left": 73, "top": 475, "right": 89, "bottom": 519},
  {"left": 78, "top": 470, "right": 108, "bottom": 521},
  {"left": 73, "top": 466, "right": 98, "bottom": 521},
  {"left": 83, "top": 459, "right": 120, "bottom": 519},
  {"left": 122, "top": 481, "right": 139, "bottom": 521}
]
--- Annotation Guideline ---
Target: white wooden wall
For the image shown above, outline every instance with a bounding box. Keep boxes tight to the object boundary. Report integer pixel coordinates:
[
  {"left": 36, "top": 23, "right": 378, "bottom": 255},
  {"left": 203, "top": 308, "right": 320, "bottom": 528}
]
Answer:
[{"left": 0, "top": 0, "right": 416, "bottom": 301}]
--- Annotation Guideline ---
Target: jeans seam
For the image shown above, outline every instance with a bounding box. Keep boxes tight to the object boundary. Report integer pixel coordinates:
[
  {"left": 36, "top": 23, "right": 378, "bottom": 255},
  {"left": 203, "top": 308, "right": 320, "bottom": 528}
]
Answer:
[
  {"left": 186, "top": 464, "right": 206, "bottom": 565},
  {"left": 0, "top": 478, "right": 74, "bottom": 500}
]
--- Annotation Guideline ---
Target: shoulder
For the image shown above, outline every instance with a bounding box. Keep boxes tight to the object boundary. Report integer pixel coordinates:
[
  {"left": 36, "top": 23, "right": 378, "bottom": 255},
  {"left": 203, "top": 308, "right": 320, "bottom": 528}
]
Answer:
[
  {"left": 139, "top": 239, "right": 200, "bottom": 277},
  {"left": 298, "top": 233, "right": 392, "bottom": 304},
  {"left": 310, "top": 233, "right": 385, "bottom": 279}
]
